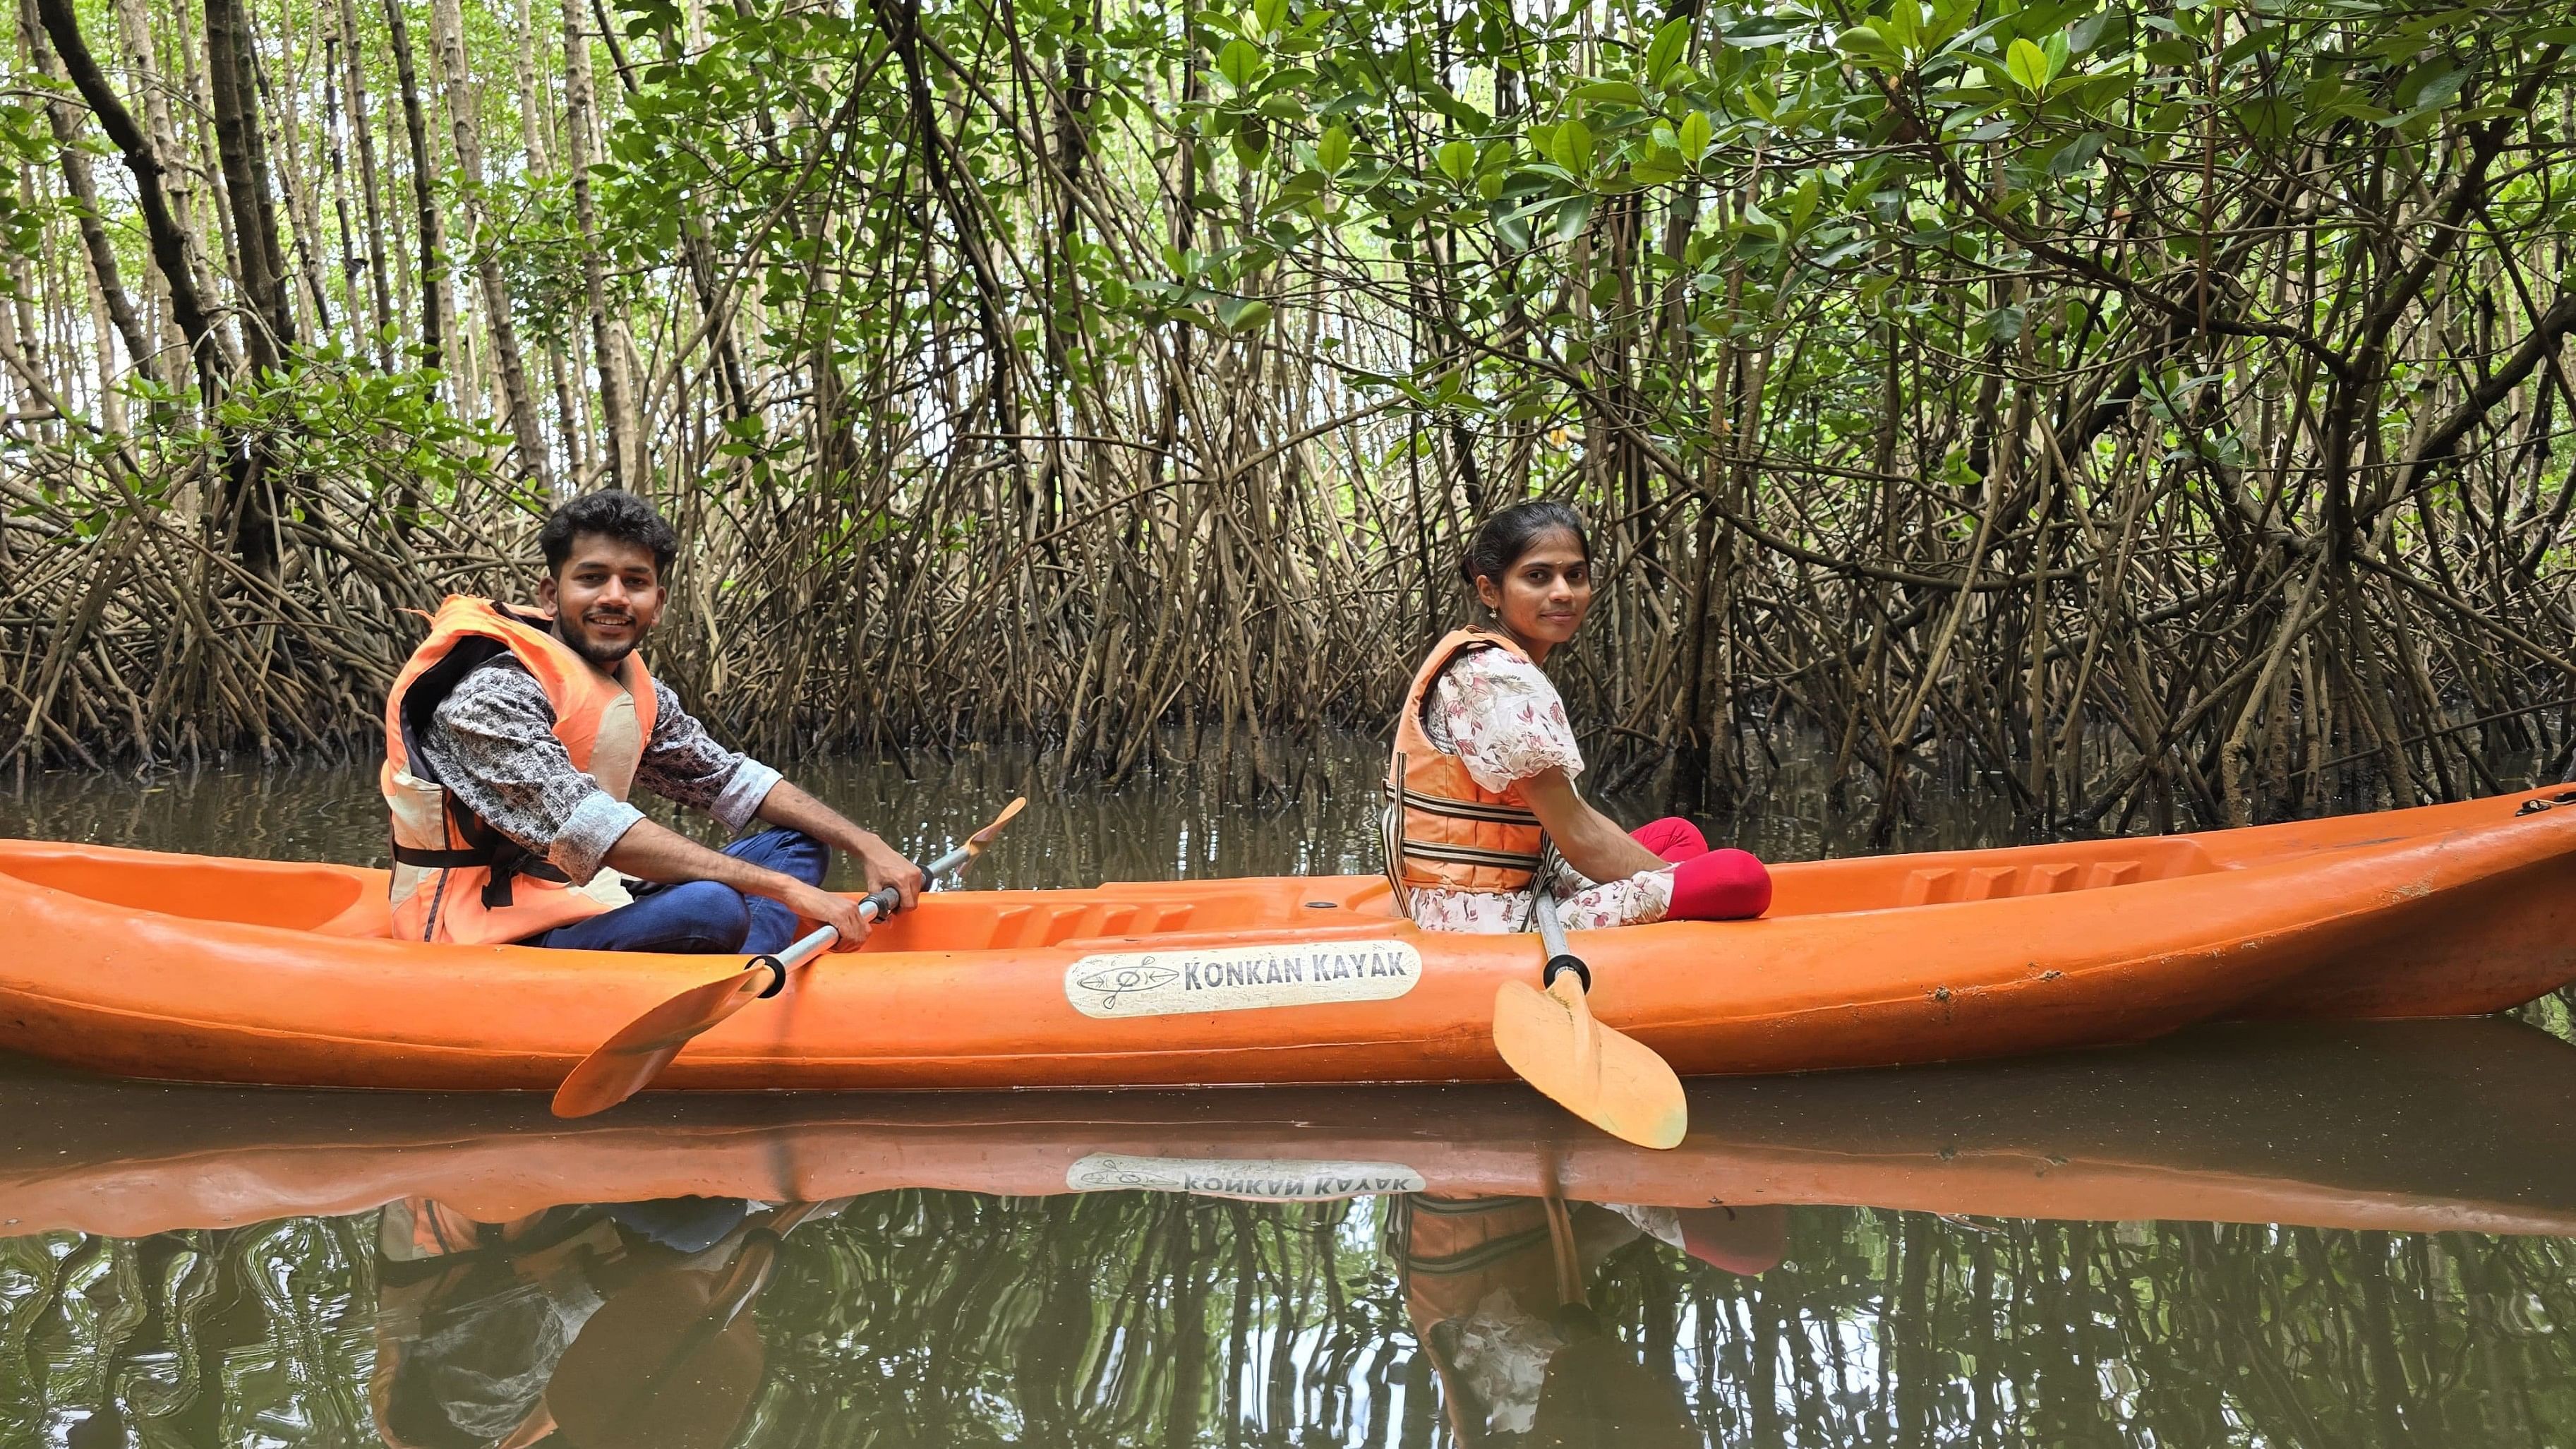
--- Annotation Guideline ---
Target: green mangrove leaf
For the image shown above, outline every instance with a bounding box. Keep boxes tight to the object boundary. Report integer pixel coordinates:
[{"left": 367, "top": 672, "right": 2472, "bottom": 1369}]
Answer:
[
  {"left": 1646, "top": 16, "right": 1692, "bottom": 83},
  {"left": 1555, "top": 193, "right": 1593, "bottom": 241},
  {"left": 2006, "top": 37, "right": 2052, "bottom": 94},
  {"left": 1551, "top": 117, "right": 1594, "bottom": 172},
  {"left": 1678, "top": 109, "right": 1711, "bottom": 161},
  {"left": 1218, "top": 38, "right": 1266, "bottom": 89},
  {"left": 1316, "top": 124, "right": 1350, "bottom": 173},
  {"left": 1570, "top": 80, "right": 1645, "bottom": 105},
  {"left": 1631, "top": 146, "right": 1688, "bottom": 185}
]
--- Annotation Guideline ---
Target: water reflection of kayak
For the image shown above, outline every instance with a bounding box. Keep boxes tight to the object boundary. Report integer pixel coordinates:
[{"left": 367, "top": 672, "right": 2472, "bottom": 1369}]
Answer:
[
  {"left": 4, "top": 1018, "right": 2572, "bottom": 1238},
  {"left": 4, "top": 786, "right": 2576, "bottom": 1093}
]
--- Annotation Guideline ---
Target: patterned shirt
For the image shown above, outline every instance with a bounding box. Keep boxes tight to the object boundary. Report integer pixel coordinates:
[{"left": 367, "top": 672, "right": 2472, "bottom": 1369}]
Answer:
[
  {"left": 419, "top": 658, "right": 781, "bottom": 884},
  {"left": 1405, "top": 647, "right": 1673, "bottom": 934}
]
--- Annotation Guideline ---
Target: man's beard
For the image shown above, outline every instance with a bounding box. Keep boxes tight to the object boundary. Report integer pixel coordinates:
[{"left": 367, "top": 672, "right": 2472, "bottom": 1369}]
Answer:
[{"left": 558, "top": 613, "right": 642, "bottom": 668}]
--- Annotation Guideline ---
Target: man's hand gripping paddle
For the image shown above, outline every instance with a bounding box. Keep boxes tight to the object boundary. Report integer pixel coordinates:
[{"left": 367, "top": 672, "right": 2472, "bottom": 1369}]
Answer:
[
  {"left": 550, "top": 798, "right": 1025, "bottom": 1118},
  {"left": 1491, "top": 891, "right": 1688, "bottom": 1149}
]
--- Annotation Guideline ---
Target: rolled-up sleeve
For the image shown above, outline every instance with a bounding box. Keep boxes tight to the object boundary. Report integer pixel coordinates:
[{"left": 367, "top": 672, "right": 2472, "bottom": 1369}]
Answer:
[
  {"left": 421, "top": 666, "right": 643, "bottom": 884},
  {"left": 635, "top": 682, "right": 779, "bottom": 832},
  {"left": 554, "top": 793, "right": 647, "bottom": 882}
]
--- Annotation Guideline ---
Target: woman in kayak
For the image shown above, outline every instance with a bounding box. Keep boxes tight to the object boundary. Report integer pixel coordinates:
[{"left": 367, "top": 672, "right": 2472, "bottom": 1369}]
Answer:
[{"left": 1384, "top": 500, "right": 1771, "bottom": 933}]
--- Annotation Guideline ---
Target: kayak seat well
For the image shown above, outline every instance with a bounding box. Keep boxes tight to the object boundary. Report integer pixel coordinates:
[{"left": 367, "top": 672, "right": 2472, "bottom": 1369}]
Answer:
[
  {"left": 1771, "top": 836, "right": 2222, "bottom": 915},
  {"left": 985, "top": 901, "right": 1197, "bottom": 946},
  {"left": 867, "top": 896, "right": 1268, "bottom": 950},
  {"left": 855, "top": 879, "right": 1402, "bottom": 951},
  {"left": 0, "top": 853, "right": 374, "bottom": 933}
]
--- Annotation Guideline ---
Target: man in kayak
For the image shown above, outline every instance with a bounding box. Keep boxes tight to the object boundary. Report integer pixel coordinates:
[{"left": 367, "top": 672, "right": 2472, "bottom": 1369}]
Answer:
[
  {"left": 371, "top": 1194, "right": 823, "bottom": 1449},
  {"left": 380, "top": 489, "right": 919, "bottom": 951}
]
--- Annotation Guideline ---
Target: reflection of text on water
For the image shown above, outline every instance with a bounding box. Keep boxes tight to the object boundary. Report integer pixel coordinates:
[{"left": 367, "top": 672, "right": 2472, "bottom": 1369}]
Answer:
[{"left": 1067, "top": 1153, "right": 1428, "bottom": 1200}]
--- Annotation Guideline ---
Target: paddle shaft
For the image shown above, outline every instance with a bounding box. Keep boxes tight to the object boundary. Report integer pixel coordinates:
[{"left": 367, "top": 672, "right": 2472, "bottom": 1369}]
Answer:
[
  {"left": 1531, "top": 891, "right": 1601, "bottom": 1091},
  {"left": 550, "top": 803, "right": 1027, "bottom": 1119},
  {"left": 749, "top": 835, "right": 983, "bottom": 991},
  {"left": 1532, "top": 891, "right": 1591, "bottom": 994}
]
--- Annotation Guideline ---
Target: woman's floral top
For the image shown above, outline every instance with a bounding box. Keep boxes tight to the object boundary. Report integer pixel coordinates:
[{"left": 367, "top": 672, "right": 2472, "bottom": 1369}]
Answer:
[{"left": 1406, "top": 646, "right": 1673, "bottom": 934}]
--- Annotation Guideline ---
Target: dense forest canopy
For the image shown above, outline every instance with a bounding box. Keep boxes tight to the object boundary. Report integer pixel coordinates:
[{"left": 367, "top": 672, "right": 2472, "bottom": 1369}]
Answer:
[{"left": 3, "top": 0, "right": 2574, "bottom": 832}]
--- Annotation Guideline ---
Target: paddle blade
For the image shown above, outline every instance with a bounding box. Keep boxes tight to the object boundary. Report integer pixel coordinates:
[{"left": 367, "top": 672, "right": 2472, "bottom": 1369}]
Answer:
[
  {"left": 546, "top": 1256, "right": 769, "bottom": 1449},
  {"left": 968, "top": 796, "right": 1026, "bottom": 853},
  {"left": 1493, "top": 975, "right": 1689, "bottom": 1150},
  {"left": 552, "top": 966, "right": 773, "bottom": 1119}
]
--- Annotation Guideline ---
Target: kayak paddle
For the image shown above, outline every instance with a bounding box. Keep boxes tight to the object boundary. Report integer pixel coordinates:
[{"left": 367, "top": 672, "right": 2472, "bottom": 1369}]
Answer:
[
  {"left": 545, "top": 1201, "right": 820, "bottom": 1449},
  {"left": 550, "top": 798, "right": 1025, "bottom": 1118},
  {"left": 1491, "top": 891, "right": 1688, "bottom": 1149}
]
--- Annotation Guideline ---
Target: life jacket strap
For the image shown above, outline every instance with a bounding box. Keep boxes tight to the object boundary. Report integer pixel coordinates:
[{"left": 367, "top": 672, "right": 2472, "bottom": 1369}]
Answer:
[
  {"left": 387, "top": 834, "right": 570, "bottom": 908},
  {"left": 479, "top": 848, "right": 568, "bottom": 909},
  {"left": 1397, "top": 838, "right": 1547, "bottom": 871},
  {"left": 1380, "top": 783, "right": 1412, "bottom": 916},
  {"left": 1380, "top": 779, "right": 1543, "bottom": 826},
  {"left": 389, "top": 842, "right": 488, "bottom": 869}
]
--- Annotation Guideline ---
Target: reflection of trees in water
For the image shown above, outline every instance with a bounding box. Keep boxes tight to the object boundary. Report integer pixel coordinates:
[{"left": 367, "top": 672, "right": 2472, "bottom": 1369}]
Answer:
[
  {"left": 3, "top": 1196, "right": 2572, "bottom": 1446},
  {"left": 749, "top": 1190, "right": 1407, "bottom": 1447},
  {"left": 0, "top": 1217, "right": 378, "bottom": 1446},
  {"left": 1584, "top": 1215, "right": 2576, "bottom": 1448}
]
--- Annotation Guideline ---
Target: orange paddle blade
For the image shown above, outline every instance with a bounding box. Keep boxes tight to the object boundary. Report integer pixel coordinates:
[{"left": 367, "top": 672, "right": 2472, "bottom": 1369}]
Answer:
[
  {"left": 1493, "top": 974, "right": 1688, "bottom": 1150},
  {"left": 551, "top": 964, "right": 774, "bottom": 1119},
  {"left": 968, "top": 796, "right": 1026, "bottom": 853},
  {"left": 546, "top": 1249, "right": 771, "bottom": 1449}
]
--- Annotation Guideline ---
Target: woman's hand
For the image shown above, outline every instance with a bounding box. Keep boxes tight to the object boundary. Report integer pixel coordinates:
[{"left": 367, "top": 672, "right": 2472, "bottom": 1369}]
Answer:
[{"left": 1515, "top": 769, "right": 1668, "bottom": 885}]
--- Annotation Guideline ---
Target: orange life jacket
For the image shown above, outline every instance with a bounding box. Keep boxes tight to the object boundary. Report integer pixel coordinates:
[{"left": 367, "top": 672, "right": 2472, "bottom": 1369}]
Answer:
[
  {"left": 1397, "top": 1194, "right": 1561, "bottom": 1328},
  {"left": 1396, "top": 1194, "right": 1596, "bottom": 1449},
  {"left": 370, "top": 1199, "right": 619, "bottom": 1449},
  {"left": 1382, "top": 628, "right": 1549, "bottom": 909},
  {"left": 382, "top": 596, "right": 658, "bottom": 945}
]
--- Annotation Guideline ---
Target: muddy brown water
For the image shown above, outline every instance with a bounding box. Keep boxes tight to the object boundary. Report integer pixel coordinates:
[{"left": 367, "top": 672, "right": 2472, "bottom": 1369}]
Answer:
[{"left": 2, "top": 738, "right": 2572, "bottom": 1448}]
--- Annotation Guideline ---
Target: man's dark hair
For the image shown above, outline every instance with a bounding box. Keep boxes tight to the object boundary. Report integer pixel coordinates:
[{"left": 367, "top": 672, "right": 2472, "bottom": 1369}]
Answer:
[{"left": 538, "top": 490, "right": 680, "bottom": 578}]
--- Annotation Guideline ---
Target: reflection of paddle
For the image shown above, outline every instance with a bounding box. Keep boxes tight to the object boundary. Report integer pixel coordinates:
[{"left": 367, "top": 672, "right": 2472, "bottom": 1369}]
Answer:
[
  {"left": 1492, "top": 892, "right": 1687, "bottom": 1150},
  {"left": 1529, "top": 1310, "right": 1699, "bottom": 1448},
  {"left": 550, "top": 799, "right": 1025, "bottom": 1118},
  {"left": 1528, "top": 1184, "right": 1695, "bottom": 1448},
  {"left": 545, "top": 1202, "right": 818, "bottom": 1449}
]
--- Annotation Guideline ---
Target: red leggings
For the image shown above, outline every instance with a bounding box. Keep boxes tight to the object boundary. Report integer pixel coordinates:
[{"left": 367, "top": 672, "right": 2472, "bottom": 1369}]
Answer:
[{"left": 1630, "top": 817, "right": 1771, "bottom": 920}]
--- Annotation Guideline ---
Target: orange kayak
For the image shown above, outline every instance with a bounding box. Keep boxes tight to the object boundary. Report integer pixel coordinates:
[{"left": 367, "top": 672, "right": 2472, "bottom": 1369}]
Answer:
[
  {"left": 2, "top": 1020, "right": 2570, "bottom": 1237},
  {"left": 3, "top": 784, "right": 2575, "bottom": 1092}
]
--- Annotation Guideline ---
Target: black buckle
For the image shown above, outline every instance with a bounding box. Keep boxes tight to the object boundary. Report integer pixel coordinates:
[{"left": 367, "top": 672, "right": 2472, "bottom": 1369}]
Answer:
[
  {"left": 478, "top": 853, "right": 571, "bottom": 910},
  {"left": 2517, "top": 790, "right": 2576, "bottom": 817}
]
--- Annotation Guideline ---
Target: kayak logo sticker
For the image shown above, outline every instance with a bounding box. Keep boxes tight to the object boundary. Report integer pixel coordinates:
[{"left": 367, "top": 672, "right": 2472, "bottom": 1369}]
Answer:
[
  {"left": 1068, "top": 1153, "right": 1427, "bottom": 1201},
  {"left": 1064, "top": 941, "right": 1423, "bottom": 1018}
]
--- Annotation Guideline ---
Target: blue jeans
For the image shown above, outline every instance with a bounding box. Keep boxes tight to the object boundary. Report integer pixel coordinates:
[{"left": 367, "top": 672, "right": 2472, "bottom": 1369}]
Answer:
[
  {"left": 529, "top": 829, "right": 826, "bottom": 955},
  {"left": 602, "top": 1196, "right": 751, "bottom": 1253}
]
